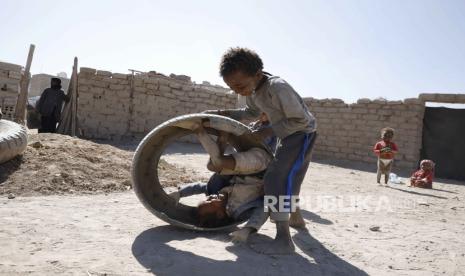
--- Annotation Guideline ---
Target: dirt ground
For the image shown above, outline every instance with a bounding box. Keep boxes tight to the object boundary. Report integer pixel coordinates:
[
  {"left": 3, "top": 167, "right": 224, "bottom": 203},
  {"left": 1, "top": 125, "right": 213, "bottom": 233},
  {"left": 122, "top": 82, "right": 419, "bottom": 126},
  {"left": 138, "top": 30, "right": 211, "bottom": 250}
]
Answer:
[
  {"left": 1, "top": 134, "right": 464, "bottom": 275},
  {"left": 0, "top": 133, "right": 206, "bottom": 197}
]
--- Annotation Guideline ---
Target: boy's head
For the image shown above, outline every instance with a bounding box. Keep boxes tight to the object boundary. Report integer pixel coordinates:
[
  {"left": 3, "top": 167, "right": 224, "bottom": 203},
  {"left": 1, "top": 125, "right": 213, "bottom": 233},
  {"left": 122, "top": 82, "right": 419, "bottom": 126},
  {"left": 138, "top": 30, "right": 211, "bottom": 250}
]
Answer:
[
  {"left": 197, "top": 194, "right": 229, "bottom": 227},
  {"left": 420, "top": 159, "right": 434, "bottom": 171},
  {"left": 381, "top": 127, "right": 394, "bottom": 142},
  {"left": 220, "top": 47, "right": 264, "bottom": 96}
]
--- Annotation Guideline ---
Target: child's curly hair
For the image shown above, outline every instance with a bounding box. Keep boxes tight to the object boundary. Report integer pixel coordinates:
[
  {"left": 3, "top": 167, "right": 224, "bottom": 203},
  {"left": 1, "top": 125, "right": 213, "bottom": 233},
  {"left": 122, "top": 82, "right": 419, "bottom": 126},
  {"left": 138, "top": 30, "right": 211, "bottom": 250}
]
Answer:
[
  {"left": 381, "top": 127, "right": 395, "bottom": 138},
  {"left": 219, "top": 47, "right": 263, "bottom": 78}
]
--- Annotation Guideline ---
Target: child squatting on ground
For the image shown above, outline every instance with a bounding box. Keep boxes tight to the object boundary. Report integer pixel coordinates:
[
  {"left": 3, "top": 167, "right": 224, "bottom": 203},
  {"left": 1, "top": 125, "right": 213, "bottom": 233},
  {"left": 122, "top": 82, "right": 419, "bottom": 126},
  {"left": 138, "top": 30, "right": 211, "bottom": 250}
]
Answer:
[
  {"left": 205, "top": 47, "right": 317, "bottom": 255},
  {"left": 410, "top": 159, "right": 435, "bottom": 189},
  {"left": 373, "top": 127, "right": 398, "bottom": 185}
]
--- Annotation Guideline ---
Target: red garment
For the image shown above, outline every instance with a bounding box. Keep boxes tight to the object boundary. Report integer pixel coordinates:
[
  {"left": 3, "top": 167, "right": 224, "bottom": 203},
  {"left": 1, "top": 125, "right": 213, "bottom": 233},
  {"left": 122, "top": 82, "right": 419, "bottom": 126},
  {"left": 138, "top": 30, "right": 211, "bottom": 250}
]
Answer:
[
  {"left": 412, "top": 169, "right": 434, "bottom": 189},
  {"left": 373, "top": 141, "right": 398, "bottom": 159}
]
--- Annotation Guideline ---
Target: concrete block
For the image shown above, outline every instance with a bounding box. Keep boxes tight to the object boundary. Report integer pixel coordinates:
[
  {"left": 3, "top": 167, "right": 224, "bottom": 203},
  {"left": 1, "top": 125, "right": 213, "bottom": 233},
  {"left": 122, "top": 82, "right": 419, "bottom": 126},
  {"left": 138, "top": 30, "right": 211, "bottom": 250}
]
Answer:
[
  {"left": 169, "top": 82, "right": 182, "bottom": 89},
  {"left": 0, "top": 62, "right": 22, "bottom": 72},
  {"left": 366, "top": 103, "right": 381, "bottom": 109},
  {"left": 157, "top": 77, "right": 172, "bottom": 87},
  {"left": 351, "top": 108, "right": 368, "bottom": 114},
  {"left": 8, "top": 71, "right": 22, "bottom": 80},
  {"left": 403, "top": 98, "right": 423, "bottom": 105},
  {"left": 158, "top": 85, "right": 171, "bottom": 93},
  {"left": 454, "top": 94, "right": 465, "bottom": 103},
  {"left": 109, "top": 84, "right": 125, "bottom": 90},
  {"left": 93, "top": 81, "right": 109, "bottom": 88},
  {"left": 182, "top": 85, "right": 194, "bottom": 91},
  {"left": 362, "top": 114, "right": 379, "bottom": 121},
  {"left": 146, "top": 84, "right": 158, "bottom": 90},
  {"left": 373, "top": 98, "right": 387, "bottom": 104},
  {"left": 135, "top": 86, "right": 148, "bottom": 93},
  {"left": 377, "top": 109, "right": 393, "bottom": 116},
  {"left": 80, "top": 67, "right": 96, "bottom": 74},
  {"left": 144, "top": 78, "right": 158, "bottom": 85},
  {"left": 112, "top": 73, "right": 128, "bottom": 80},
  {"left": 357, "top": 98, "right": 371, "bottom": 104},
  {"left": 172, "top": 90, "right": 184, "bottom": 97},
  {"left": 435, "top": 94, "right": 458, "bottom": 103},
  {"left": 0, "top": 70, "right": 9, "bottom": 78},
  {"left": 96, "top": 70, "right": 112, "bottom": 77},
  {"left": 418, "top": 93, "right": 437, "bottom": 102}
]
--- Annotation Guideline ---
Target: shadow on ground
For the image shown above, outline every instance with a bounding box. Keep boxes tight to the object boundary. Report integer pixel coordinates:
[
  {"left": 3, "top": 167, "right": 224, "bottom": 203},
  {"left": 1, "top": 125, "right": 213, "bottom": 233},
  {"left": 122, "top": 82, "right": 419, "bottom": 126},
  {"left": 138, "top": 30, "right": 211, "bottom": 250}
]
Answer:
[
  {"left": 300, "top": 209, "right": 333, "bottom": 225},
  {"left": 0, "top": 156, "right": 23, "bottom": 184},
  {"left": 313, "top": 157, "right": 411, "bottom": 177},
  {"left": 385, "top": 185, "right": 449, "bottom": 199},
  {"left": 132, "top": 225, "right": 367, "bottom": 276}
]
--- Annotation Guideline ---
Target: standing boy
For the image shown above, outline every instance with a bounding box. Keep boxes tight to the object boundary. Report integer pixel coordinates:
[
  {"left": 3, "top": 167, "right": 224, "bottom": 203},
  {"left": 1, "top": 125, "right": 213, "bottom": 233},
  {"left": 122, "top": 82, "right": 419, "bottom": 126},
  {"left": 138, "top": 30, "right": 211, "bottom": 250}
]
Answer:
[{"left": 207, "top": 47, "right": 317, "bottom": 254}]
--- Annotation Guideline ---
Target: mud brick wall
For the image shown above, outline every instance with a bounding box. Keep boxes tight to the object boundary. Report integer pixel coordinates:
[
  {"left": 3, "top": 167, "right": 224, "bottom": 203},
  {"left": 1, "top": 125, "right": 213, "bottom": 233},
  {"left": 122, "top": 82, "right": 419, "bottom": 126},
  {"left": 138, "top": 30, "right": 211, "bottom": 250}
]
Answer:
[
  {"left": 75, "top": 65, "right": 462, "bottom": 169},
  {"left": 0, "top": 62, "right": 22, "bottom": 121},
  {"left": 305, "top": 97, "right": 425, "bottom": 169},
  {"left": 77, "top": 68, "right": 237, "bottom": 139}
]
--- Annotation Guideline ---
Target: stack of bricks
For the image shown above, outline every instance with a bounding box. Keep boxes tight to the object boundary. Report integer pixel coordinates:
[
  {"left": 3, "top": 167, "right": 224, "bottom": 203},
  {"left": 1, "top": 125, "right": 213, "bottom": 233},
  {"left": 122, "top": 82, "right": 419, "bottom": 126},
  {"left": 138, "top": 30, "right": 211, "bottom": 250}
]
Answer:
[
  {"left": 419, "top": 93, "right": 465, "bottom": 104},
  {"left": 305, "top": 97, "right": 425, "bottom": 170},
  {"left": 0, "top": 61, "right": 22, "bottom": 121},
  {"left": 77, "top": 68, "right": 237, "bottom": 139}
]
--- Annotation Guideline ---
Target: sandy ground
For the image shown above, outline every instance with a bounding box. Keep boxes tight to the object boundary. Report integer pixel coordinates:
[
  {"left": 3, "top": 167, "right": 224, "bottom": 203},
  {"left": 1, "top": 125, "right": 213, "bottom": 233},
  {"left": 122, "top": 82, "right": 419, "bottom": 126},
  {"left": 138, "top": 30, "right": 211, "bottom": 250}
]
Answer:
[
  {"left": 1, "top": 137, "right": 465, "bottom": 275},
  {"left": 0, "top": 134, "right": 206, "bottom": 197}
]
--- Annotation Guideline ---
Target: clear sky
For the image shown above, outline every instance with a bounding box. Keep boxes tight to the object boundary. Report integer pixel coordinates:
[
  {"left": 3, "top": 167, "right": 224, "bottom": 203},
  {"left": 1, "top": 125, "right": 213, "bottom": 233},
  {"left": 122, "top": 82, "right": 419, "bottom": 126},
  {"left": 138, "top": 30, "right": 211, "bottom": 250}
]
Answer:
[{"left": 1, "top": 0, "right": 464, "bottom": 103}]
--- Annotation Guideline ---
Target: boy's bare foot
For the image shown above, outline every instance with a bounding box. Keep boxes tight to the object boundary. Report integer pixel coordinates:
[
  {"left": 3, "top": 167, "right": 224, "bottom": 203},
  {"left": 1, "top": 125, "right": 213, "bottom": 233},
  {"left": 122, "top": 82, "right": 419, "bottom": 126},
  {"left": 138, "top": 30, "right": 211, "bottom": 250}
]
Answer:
[
  {"left": 230, "top": 227, "right": 254, "bottom": 243},
  {"left": 250, "top": 221, "right": 295, "bottom": 255},
  {"left": 289, "top": 208, "right": 307, "bottom": 229}
]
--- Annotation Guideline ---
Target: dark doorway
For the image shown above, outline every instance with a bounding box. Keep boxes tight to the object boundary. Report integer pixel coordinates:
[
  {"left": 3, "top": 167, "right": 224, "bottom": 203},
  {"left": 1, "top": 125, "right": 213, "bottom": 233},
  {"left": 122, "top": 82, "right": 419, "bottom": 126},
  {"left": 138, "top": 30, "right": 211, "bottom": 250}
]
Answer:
[{"left": 421, "top": 107, "right": 465, "bottom": 180}]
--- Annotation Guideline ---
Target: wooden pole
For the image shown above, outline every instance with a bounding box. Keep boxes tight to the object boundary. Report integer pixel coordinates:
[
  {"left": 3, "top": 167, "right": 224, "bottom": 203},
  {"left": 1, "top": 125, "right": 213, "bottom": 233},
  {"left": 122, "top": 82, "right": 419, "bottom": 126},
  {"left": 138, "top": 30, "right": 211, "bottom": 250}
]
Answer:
[
  {"left": 126, "top": 69, "right": 142, "bottom": 135},
  {"left": 15, "top": 44, "right": 35, "bottom": 124},
  {"left": 71, "top": 57, "right": 78, "bottom": 136}
]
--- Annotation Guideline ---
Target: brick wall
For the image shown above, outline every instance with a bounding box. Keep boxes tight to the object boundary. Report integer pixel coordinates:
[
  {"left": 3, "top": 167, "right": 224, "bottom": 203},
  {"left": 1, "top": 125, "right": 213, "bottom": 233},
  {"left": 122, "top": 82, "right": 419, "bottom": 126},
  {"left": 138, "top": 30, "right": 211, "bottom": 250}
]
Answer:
[
  {"left": 77, "top": 68, "right": 237, "bottom": 139},
  {"left": 305, "top": 97, "right": 425, "bottom": 170},
  {"left": 0, "top": 61, "right": 22, "bottom": 121},
  {"left": 75, "top": 66, "right": 464, "bottom": 170}
]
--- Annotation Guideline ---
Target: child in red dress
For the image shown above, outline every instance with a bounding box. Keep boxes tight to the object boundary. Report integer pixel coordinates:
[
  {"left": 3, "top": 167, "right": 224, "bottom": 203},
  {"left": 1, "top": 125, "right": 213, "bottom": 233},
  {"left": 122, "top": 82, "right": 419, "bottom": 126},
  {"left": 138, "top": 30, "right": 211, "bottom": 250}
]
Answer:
[
  {"left": 373, "top": 127, "right": 398, "bottom": 185},
  {"left": 410, "top": 159, "right": 435, "bottom": 189}
]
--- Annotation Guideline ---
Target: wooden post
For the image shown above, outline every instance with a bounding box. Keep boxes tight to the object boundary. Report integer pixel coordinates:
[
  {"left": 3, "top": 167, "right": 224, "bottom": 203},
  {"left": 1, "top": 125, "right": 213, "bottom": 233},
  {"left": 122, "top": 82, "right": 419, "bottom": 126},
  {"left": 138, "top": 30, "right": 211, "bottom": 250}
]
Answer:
[
  {"left": 71, "top": 57, "right": 78, "bottom": 136},
  {"left": 126, "top": 69, "right": 142, "bottom": 135},
  {"left": 14, "top": 44, "right": 35, "bottom": 124}
]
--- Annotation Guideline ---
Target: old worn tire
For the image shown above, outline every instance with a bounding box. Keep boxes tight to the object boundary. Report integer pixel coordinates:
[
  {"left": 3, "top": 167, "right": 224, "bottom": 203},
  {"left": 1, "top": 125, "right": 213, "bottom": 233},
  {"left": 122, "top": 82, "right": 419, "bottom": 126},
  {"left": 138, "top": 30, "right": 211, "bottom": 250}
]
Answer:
[
  {"left": 131, "top": 113, "right": 270, "bottom": 231},
  {"left": 0, "top": 119, "right": 28, "bottom": 164}
]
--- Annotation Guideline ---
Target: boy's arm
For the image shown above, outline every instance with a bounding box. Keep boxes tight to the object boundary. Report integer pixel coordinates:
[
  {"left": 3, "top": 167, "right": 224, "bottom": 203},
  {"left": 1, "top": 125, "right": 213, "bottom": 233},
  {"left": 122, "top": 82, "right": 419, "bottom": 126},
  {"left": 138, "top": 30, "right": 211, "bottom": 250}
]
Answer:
[
  {"left": 216, "top": 97, "right": 261, "bottom": 121},
  {"left": 268, "top": 82, "right": 311, "bottom": 138}
]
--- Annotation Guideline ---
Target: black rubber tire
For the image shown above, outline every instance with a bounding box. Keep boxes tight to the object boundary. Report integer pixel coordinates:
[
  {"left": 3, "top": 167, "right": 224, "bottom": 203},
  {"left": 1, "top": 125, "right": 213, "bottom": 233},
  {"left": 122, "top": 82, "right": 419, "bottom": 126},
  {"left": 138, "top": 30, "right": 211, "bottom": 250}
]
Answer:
[
  {"left": 131, "top": 113, "right": 270, "bottom": 231},
  {"left": 0, "top": 119, "right": 28, "bottom": 164}
]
